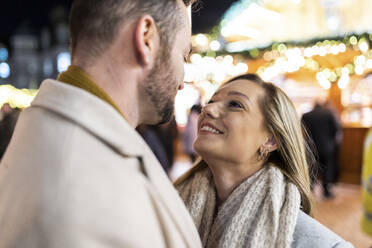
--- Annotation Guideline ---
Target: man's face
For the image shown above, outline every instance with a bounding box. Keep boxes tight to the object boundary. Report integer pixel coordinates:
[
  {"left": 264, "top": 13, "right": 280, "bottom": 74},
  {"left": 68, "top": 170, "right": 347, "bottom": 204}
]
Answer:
[{"left": 143, "top": 7, "right": 191, "bottom": 125}]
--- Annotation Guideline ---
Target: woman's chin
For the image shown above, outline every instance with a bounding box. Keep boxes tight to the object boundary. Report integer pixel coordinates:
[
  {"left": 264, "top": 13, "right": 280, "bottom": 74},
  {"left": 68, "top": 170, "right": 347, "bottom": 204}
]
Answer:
[{"left": 194, "top": 145, "right": 220, "bottom": 161}]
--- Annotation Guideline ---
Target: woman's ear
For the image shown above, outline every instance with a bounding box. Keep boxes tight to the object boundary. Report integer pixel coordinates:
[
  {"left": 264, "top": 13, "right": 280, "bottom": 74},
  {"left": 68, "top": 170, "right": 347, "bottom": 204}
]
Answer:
[
  {"left": 262, "top": 135, "right": 278, "bottom": 152},
  {"left": 134, "top": 15, "right": 159, "bottom": 67}
]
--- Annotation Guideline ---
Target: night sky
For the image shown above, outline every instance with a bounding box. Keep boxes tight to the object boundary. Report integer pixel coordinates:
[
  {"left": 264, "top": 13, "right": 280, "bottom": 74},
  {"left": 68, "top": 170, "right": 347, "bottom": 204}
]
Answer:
[
  {"left": 0, "top": 0, "right": 238, "bottom": 48},
  {"left": 1, "top": 0, "right": 71, "bottom": 46}
]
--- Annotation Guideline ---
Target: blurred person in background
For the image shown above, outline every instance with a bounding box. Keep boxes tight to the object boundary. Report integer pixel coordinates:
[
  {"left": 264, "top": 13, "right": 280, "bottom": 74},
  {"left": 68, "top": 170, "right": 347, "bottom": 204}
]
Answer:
[
  {"left": 302, "top": 100, "right": 340, "bottom": 198},
  {"left": 137, "top": 124, "right": 170, "bottom": 171},
  {"left": 182, "top": 104, "right": 202, "bottom": 162},
  {"left": 362, "top": 128, "right": 372, "bottom": 241},
  {"left": 138, "top": 118, "right": 179, "bottom": 173},
  {"left": 0, "top": 104, "right": 20, "bottom": 160},
  {"left": 0, "top": 103, "right": 12, "bottom": 121},
  {"left": 175, "top": 74, "right": 353, "bottom": 248},
  {"left": 156, "top": 117, "right": 179, "bottom": 171},
  {"left": 323, "top": 100, "right": 343, "bottom": 184},
  {"left": 0, "top": 0, "right": 202, "bottom": 247}
]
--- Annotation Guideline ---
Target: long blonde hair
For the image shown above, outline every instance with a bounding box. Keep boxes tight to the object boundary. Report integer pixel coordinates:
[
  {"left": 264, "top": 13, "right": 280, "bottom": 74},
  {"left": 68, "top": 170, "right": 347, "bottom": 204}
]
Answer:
[{"left": 175, "top": 74, "right": 315, "bottom": 216}]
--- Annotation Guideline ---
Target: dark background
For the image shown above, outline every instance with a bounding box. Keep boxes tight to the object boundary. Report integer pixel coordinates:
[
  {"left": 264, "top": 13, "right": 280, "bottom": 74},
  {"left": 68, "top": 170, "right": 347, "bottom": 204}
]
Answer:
[{"left": 0, "top": 0, "right": 238, "bottom": 49}]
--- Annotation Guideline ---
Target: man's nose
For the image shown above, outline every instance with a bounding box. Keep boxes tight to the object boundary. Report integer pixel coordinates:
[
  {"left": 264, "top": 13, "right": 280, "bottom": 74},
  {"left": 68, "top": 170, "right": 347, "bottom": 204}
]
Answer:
[{"left": 178, "top": 82, "right": 184, "bottom": 90}]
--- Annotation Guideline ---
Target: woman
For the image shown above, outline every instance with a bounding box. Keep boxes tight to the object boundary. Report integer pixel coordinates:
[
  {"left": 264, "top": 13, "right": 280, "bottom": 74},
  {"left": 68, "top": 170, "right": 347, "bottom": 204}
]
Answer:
[{"left": 175, "top": 74, "right": 353, "bottom": 248}]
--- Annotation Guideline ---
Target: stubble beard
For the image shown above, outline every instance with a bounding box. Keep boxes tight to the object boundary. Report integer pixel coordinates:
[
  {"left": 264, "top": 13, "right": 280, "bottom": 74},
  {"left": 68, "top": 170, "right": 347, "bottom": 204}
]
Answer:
[{"left": 144, "top": 50, "right": 177, "bottom": 125}]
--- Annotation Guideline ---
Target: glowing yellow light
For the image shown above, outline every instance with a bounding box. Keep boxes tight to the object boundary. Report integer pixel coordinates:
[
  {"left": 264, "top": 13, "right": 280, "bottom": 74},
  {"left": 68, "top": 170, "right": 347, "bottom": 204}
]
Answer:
[
  {"left": 341, "top": 67, "right": 349, "bottom": 75},
  {"left": 190, "top": 53, "right": 202, "bottom": 64},
  {"left": 277, "top": 44, "right": 287, "bottom": 53},
  {"left": 305, "top": 59, "right": 319, "bottom": 70},
  {"left": 221, "top": 25, "right": 260, "bottom": 39},
  {"left": 263, "top": 52, "right": 273, "bottom": 61},
  {"left": 304, "top": 48, "right": 313, "bottom": 57},
  {"left": 355, "top": 55, "right": 366, "bottom": 66},
  {"left": 366, "top": 59, "right": 372, "bottom": 69},
  {"left": 195, "top": 34, "right": 209, "bottom": 47},
  {"left": 359, "top": 42, "right": 369, "bottom": 53},
  {"left": 210, "top": 40, "right": 221, "bottom": 51},
  {"left": 323, "top": 68, "right": 331, "bottom": 78},
  {"left": 349, "top": 36, "right": 358, "bottom": 45},
  {"left": 221, "top": 27, "right": 229, "bottom": 37},
  {"left": 0, "top": 86, "right": 12, "bottom": 106},
  {"left": 316, "top": 72, "right": 331, "bottom": 90},
  {"left": 339, "top": 43, "right": 346, "bottom": 52},
  {"left": 335, "top": 68, "right": 342, "bottom": 77},
  {"left": 355, "top": 65, "right": 364, "bottom": 75},
  {"left": 249, "top": 49, "right": 259, "bottom": 58},
  {"left": 319, "top": 47, "right": 327, "bottom": 56},
  {"left": 344, "top": 64, "right": 353, "bottom": 74},
  {"left": 330, "top": 45, "right": 339, "bottom": 55},
  {"left": 223, "top": 55, "right": 234, "bottom": 64},
  {"left": 0, "top": 85, "right": 37, "bottom": 109},
  {"left": 214, "top": 71, "right": 225, "bottom": 83},
  {"left": 257, "top": 66, "right": 266, "bottom": 75},
  {"left": 236, "top": 62, "right": 248, "bottom": 74},
  {"left": 184, "top": 55, "right": 249, "bottom": 86},
  {"left": 329, "top": 72, "right": 337, "bottom": 82},
  {"left": 184, "top": 64, "right": 194, "bottom": 82},
  {"left": 338, "top": 70, "right": 350, "bottom": 90}
]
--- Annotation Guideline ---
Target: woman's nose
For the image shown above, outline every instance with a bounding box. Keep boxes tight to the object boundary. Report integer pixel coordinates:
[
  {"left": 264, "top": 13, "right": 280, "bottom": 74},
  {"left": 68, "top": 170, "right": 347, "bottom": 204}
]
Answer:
[{"left": 202, "top": 103, "right": 220, "bottom": 119}]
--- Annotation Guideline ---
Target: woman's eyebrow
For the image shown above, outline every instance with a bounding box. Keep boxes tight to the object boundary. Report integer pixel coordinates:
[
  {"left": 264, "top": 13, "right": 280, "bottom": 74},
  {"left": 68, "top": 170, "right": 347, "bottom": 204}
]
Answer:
[{"left": 227, "top": 91, "right": 252, "bottom": 105}]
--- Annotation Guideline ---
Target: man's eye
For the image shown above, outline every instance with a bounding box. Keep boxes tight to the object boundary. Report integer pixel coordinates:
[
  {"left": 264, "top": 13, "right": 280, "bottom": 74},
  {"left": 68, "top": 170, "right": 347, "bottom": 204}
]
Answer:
[
  {"left": 207, "top": 100, "right": 215, "bottom": 104},
  {"left": 229, "top": 101, "right": 243, "bottom": 109}
]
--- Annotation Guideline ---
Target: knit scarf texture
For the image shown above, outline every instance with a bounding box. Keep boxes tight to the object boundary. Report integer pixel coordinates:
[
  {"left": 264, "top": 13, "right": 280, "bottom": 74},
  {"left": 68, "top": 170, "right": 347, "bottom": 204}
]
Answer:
[
  {"left": 57, "top": 65, "right": 127, "bottom": 121},
  {"left": 176, "top": 164, "right": 301, "bottom": 248}
]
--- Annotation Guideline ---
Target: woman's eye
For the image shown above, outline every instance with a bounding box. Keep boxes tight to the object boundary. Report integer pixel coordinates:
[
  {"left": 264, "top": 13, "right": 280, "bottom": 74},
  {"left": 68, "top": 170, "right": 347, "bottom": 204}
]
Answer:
[
  {"left": 229, "top": 101, "right": 243, "bottom": 109},
  {"left": 207, "top": 100, "right": 215, "bottom": 104}
]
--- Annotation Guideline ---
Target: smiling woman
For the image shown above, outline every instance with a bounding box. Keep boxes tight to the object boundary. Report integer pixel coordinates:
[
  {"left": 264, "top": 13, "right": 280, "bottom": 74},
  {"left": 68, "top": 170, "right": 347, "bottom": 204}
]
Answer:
[{"left": 175, "top": 73, "right": 354, "bottom": 248}]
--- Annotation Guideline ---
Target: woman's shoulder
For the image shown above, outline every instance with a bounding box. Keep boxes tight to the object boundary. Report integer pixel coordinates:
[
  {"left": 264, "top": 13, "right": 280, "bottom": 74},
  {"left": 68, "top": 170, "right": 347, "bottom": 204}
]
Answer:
[{"left": 292, "top": 210, "right": 354, "bottom": 248}]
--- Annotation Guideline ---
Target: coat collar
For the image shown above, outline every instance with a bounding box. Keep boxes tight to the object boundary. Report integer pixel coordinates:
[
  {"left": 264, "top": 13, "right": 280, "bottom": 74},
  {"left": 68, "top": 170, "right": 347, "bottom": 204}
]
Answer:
[
  {"left": 57, "top": 65, "right": 127, "bottom": 121},
  {"left": 32, "top": 79, "right": 146, "bottom": 158}
]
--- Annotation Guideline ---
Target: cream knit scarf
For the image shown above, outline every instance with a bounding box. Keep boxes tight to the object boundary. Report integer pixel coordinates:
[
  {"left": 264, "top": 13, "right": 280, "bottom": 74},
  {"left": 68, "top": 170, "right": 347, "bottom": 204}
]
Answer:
[{"left": 176, "top": 164, "right": 301, "bottom": 248}]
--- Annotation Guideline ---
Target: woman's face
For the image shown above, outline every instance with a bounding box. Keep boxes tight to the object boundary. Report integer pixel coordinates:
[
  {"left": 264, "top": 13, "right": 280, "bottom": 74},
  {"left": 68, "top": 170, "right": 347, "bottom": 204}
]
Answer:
[{"left": 194, "top": 79, "right": 269, "bottom": 164}]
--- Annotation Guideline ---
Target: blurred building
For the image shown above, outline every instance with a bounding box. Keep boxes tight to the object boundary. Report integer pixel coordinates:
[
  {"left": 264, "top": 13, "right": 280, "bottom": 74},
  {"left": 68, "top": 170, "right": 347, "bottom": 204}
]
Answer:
[
  {"left": 10, "top": 23, "right": 41, "bottom": 89},
  {"left": 1, "top": 6, "right": 70, "bottom": 89}
]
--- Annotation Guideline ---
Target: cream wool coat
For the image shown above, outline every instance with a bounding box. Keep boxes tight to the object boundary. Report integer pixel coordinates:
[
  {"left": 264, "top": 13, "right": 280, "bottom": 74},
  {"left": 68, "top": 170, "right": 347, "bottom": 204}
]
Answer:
[{"left": 0, "top": 80, "right": 202, "bottom": 248}]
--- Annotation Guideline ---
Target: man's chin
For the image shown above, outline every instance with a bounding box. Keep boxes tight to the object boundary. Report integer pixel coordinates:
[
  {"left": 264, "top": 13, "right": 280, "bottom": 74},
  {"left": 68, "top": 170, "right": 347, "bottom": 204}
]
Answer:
[
  {"left": 158, "top": 108, "right": 174, "bottom": 125},
  {"left": 143, "top": 108, "right": 174, "bottom": 125}
]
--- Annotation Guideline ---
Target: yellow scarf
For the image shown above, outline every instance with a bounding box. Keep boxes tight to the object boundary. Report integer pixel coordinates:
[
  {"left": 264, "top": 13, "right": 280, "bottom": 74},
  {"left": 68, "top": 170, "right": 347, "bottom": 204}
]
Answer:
[{"left": 57, "top": 65, "right": 127, "bottom": 121}]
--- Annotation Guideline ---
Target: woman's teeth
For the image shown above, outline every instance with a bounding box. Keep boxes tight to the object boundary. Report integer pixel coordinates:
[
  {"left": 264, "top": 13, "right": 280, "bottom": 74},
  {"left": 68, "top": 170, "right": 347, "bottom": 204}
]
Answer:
[{"left": 201, "top": 126, "right": 222, "bottom": 134}]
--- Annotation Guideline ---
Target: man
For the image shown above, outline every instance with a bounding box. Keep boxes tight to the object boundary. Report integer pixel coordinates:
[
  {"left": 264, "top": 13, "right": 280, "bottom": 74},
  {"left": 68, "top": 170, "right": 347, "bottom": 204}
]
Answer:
[
  {"left": 302, "top": 100, "right": 339, "bottom": 198},
  {"left": 0, "top": 0, "right": 202, "bottom": 247}
]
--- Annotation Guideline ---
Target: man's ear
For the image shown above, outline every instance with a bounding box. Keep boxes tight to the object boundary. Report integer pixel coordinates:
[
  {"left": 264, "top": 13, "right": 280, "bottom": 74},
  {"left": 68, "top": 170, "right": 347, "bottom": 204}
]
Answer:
[
  {"left": 134, "top": 15, "right": 159, "bottom": 67},
  {"left": 262, "top": 135, "right": 278, "bottom": 152}
]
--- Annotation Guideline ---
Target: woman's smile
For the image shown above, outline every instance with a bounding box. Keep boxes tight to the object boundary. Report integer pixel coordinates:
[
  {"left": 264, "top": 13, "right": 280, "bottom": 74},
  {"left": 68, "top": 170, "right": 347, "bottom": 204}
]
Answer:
[{"left": 199, "top": 123, "right": 224, "bottom": 135}]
